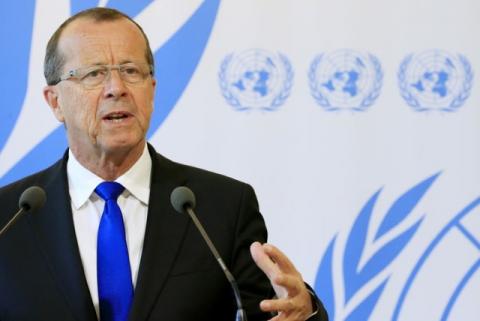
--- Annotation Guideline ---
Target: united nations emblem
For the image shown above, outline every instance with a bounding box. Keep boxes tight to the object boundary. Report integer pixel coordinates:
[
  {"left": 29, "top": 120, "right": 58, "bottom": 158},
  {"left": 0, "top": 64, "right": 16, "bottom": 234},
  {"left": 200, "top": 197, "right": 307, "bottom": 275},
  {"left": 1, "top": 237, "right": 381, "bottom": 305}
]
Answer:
[
  {"left": 398, "top": 50, "right": 474, "bottom": 112},
  {"left": 393, "top": 196, "right": 480, "bottom": 321},
  {"left": 218, "top": 49, "right": 294, "bottom": 111},
  {"left": 308, "top": 50, "right": 383, "bottom": 112},
  {"left": 315, "top": 173, "right": 438, "bottom": 320},
  {"left": 315, "top": 173, "right": 480, "bottom": 321}
]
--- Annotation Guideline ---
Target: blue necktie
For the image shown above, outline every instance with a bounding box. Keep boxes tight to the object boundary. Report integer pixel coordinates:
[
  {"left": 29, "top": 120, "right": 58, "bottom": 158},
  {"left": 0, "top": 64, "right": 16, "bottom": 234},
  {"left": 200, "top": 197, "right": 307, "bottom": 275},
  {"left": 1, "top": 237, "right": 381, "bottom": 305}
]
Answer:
[{"left": 96, "top": 182, "right": 133, "bottom": 321}]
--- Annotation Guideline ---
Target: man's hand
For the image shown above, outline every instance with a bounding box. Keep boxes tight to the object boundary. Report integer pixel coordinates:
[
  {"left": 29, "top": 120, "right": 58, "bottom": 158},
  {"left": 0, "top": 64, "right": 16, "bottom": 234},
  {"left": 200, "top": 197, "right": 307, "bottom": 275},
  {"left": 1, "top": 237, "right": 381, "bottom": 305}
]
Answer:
[{"left": 250, "top": 242, "right": 314, "bottom": 321}]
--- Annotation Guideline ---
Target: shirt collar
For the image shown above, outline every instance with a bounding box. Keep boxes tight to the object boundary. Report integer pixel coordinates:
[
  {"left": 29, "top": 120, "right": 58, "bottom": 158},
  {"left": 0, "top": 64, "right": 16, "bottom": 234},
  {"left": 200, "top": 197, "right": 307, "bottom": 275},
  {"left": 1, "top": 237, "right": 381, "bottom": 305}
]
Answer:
[{"left": 67, "top": 144, "right": 152, "bottom": 210}]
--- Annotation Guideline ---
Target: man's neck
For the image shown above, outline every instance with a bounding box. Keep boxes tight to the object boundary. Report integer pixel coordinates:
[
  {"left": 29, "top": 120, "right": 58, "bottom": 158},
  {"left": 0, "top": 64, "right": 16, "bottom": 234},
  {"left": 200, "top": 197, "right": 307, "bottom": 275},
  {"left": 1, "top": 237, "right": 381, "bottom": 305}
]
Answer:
[{"left": 70, "top": 142, "right": 146, "bottom": 181}]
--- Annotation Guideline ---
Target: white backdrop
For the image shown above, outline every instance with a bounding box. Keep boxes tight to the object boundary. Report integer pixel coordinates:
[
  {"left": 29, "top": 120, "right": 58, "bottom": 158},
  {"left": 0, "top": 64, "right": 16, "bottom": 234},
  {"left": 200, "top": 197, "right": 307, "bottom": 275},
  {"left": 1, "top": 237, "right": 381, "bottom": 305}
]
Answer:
[{"left": 1, "top": 1, "right": 479, "bottom": 320}]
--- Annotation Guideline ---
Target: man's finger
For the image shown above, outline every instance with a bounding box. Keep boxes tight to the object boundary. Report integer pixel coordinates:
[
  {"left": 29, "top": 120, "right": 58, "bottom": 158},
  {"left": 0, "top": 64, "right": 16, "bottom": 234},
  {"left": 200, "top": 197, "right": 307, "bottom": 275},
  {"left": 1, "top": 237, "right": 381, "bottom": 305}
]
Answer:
[
  {"left": 273, "top": 274, "right": 301, "bottom": 296},
  {"left": 250, "top": 241, "right": 279, "bottom": 279},
  {"left": 262, "top": 243, "right": 297, "bottom": 273},
  {"left": 250, "top": 242, "right": 290, "bottom": 298},
  {"left": 260, "top": 298, "right": 295, "bottom": 312}
]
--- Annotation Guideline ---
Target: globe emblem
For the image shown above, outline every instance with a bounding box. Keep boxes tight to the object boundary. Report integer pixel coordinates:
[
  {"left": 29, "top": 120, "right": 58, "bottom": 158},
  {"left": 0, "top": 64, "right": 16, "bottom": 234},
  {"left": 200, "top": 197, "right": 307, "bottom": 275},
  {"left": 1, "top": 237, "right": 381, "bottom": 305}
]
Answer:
[
  {"left": 308, "top": 50, "right": 383, "bottom": 111},
  {"left": 393, "top": 197, "right": 480, "bottom": 321},
  {"left": 219, "top": 49, "right": 293, "bottom": 111},
  {"left": 398, "top": 50, "right": 473, "bottom": 112}
]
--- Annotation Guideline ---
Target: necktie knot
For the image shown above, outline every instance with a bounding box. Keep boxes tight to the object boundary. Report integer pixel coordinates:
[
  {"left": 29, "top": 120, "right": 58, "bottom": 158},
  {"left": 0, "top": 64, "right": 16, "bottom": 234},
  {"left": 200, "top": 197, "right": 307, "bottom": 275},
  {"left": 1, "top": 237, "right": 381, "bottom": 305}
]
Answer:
[{"left": 95, "top": 181, "right": 125, "bottom": 201}]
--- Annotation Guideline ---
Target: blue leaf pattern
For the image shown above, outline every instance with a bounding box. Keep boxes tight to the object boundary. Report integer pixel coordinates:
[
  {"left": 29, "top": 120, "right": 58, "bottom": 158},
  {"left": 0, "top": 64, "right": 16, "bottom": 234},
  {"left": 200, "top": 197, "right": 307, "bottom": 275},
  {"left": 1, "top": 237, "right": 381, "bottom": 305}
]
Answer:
[
  {"left": 315, "top": 237, "right": 337, "bottom": 321},
  {"left": 147, "top": 0, "right": 221, "bottom": 138},
  {"left": 345, "top": 279, "right": 388, "bottom": 321},
  {"left": 317, "top": 173, "right": 438, "bottom": 320},
  {"left": 0, "top": 1, "right": 35, "bottom": 153},
  {"left": 375, "top": 173, "right": 439, "bottom": 240},
  {"left": 343, "top": 190, "right": 381, "bottom": 302},
  {"left": 358, "top": 218, "right": 423, "bottom": 283}
]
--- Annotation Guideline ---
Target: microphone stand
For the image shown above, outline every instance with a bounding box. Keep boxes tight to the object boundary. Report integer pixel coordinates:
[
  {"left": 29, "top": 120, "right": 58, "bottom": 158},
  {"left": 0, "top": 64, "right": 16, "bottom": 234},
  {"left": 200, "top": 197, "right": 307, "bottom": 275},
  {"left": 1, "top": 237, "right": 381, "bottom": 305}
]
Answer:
[
  {"left": 185, "top": 206, "right": 247, "bottom": 321},
  {"left": 0, "top": 207, "right": 26, "bottom": 238}
]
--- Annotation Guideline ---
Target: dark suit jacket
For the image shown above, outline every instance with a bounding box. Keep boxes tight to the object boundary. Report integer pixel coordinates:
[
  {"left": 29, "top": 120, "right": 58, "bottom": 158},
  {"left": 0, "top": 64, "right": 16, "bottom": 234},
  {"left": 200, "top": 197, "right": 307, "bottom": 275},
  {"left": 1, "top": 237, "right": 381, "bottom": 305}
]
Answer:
[{"left": 0, "top": 145, "right": 327, "bottom": 321}]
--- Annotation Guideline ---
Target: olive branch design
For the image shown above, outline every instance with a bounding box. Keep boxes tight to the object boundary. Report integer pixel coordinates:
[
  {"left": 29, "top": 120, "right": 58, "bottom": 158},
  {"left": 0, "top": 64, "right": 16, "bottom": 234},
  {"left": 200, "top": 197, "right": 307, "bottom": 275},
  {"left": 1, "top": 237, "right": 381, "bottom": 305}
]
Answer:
[{"left": 315, "top": 173, "right": 440, "bottom": 321}]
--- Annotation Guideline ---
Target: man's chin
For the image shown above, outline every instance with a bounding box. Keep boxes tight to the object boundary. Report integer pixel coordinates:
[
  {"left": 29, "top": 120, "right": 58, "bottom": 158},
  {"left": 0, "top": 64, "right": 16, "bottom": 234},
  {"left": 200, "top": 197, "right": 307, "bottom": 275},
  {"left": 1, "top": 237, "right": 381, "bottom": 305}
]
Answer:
[{"left": 97, "top": 138, "right": 145, "bottom": 155}]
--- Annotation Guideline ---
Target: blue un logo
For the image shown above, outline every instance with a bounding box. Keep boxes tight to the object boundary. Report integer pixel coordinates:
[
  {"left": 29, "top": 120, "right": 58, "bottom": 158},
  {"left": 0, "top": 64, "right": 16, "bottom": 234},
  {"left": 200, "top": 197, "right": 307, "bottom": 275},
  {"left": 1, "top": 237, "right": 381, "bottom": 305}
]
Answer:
[
  {"left": 314, "top": 172, "right": 480, "bottom": 321},
  {"left": 392, "top": 196, "right": 480, "bottom": 321},
  {"left": 308, "top": 49, "right": 383, "bottom": 112},
  {"left": 398, "top": 50, "right": 474, "bottom": 112},
  {"left": 218, "top": 49, "right": 294, "bottom": 111}
]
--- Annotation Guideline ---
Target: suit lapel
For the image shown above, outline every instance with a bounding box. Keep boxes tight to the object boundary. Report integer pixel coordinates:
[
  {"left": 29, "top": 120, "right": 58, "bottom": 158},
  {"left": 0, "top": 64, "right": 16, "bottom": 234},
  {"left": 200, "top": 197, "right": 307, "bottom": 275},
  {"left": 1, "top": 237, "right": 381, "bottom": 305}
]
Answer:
[
  {"left": 27, "top": 146, "right": 190, "bottom": 321},
  {"left": 129, "top": 146, "right": 190, "bottom": 321},
  {"left": 29, "top": 155, "right": 97, "bottom": 321}
]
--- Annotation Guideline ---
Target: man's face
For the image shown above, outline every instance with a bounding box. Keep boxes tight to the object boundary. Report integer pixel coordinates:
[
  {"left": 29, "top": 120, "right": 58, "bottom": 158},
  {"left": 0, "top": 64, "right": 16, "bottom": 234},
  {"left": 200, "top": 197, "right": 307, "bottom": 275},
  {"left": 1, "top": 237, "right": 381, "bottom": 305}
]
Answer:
[{"left": 44, "top": 17, "right": 156, "bottom": 159}]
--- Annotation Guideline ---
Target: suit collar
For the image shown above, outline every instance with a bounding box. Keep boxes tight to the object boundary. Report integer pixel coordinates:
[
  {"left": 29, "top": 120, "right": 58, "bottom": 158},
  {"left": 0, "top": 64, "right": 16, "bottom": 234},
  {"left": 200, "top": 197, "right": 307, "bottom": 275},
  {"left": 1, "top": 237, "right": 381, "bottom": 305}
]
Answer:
[{"left": 67, "top": 144, "right": 152, "bottom": 209}]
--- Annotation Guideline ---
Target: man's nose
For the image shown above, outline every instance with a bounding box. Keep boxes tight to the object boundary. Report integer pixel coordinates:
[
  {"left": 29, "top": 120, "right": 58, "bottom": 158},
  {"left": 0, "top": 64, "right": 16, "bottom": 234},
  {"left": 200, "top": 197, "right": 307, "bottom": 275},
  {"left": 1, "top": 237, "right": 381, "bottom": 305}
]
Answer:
[{"left": 103, "top": 69, "right": 128, "bottom": 99}]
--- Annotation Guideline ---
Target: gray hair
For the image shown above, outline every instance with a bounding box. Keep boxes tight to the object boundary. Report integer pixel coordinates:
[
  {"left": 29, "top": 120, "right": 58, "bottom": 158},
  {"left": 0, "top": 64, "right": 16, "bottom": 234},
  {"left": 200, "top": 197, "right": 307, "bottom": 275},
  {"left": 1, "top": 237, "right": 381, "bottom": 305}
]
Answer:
[{"left": 44, "top": 7, "right": 154, "bottom": 85}]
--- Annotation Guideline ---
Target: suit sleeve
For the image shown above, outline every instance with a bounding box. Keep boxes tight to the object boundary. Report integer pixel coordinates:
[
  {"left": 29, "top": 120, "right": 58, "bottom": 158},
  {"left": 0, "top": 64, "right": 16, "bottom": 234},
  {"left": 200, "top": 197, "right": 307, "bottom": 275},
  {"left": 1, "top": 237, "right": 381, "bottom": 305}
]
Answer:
[
  {"left": 230, "top": 183, "right": 328, "bottom": 321},
  {"left": 229, "top": 183, "right": 273, "bottom": 320},
  {"left": 306, "top": 284, "right": 329, "bottom": 320}
]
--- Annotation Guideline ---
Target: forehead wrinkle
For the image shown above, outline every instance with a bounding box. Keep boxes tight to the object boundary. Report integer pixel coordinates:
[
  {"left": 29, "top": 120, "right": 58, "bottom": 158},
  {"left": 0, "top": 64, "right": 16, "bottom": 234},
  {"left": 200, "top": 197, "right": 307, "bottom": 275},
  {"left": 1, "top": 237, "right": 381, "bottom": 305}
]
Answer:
[
  {"left": 58, "top": 35, "right": 108, "bottom": 68},
  {"left": 58, "top": 19, "right": 148, "bottom": 69}
]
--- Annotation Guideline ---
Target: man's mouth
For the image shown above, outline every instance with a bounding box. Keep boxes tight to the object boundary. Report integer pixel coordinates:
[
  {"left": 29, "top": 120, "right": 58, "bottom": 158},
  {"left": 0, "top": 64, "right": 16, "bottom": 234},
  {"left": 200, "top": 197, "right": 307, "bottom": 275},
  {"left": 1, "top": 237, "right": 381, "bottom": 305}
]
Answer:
[{"left": 103, "top": 112, "right": 131, "bottom": 122}]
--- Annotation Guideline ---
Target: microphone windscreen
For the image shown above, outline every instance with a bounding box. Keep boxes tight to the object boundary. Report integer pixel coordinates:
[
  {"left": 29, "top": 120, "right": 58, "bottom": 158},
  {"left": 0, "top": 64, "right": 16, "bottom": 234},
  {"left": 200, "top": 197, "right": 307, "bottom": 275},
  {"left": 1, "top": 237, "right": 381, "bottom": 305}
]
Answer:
[
  {"left": 170, "top": 186, "right": 196, "bottom": 213},
  {"left": 18, "top": 186, "right": 47, "bottom": 211}
]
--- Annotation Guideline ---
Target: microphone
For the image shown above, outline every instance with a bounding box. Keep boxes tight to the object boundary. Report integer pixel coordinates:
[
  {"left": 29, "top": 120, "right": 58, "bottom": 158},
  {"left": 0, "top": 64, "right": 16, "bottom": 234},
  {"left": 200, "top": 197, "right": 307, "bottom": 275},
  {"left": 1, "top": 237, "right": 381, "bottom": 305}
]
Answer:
[
  {"left": 170, "top": 186, "right": 248, "bottom": 321},
  {"left": 0, "top": 186, "right": 46, "bottom": 238}
]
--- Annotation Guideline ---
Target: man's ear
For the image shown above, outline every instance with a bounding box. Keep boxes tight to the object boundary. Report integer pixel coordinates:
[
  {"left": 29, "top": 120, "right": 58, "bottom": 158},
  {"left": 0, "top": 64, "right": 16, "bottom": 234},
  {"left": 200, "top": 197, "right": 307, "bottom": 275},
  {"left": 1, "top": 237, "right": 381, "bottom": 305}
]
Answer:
[{"left": 43, "top": 85, "right": 64, "bottom": 122}]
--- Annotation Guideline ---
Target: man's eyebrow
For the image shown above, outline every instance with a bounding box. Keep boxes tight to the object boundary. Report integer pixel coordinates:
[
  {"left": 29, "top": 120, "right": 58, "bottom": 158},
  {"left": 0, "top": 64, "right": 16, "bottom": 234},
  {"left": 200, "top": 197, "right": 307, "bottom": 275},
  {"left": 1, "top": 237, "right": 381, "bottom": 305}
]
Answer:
[
  {"left": 79, "top": 62, "right": 107, "bottom": 67},
  {"left": 78, "top": 60, "right": 143, "bottom": 68},
  {"left": 118, "top": 60, "right": 135, "bottom": 65}
]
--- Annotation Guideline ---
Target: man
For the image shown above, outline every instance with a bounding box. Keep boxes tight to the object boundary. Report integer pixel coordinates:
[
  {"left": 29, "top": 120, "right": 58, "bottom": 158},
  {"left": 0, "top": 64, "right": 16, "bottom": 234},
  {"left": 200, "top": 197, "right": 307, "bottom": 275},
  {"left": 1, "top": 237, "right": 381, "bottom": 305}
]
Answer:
[{"left": 0, "top": 8, "right": 328, "bottom": 321}]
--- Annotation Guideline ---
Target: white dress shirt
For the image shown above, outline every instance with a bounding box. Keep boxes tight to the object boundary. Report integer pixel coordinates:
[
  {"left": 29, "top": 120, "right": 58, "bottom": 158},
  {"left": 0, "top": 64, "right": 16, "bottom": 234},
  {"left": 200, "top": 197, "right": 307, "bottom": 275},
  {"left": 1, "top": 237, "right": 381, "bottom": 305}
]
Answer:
[{"left": 67, "top": 145, "right": 151, "bottom": 318}]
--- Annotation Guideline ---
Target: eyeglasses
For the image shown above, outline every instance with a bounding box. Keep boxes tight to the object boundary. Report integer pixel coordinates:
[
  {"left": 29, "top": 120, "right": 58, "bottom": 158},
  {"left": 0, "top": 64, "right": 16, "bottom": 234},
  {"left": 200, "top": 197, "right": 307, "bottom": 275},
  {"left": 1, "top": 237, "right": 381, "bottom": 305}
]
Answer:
[{"left": 56, "top": 62, "right": 153, "bottom": 88}]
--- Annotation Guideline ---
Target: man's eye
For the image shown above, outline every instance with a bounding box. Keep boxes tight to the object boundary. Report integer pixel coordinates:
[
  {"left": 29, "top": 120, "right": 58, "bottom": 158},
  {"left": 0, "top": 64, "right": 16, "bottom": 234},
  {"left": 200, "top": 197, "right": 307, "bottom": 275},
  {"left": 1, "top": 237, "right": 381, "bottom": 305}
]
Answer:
[
  {"left": 121, "top": 66, "right": 141, "bottom": 75},
  {"left": 83, "top": 68, "right": 107, "bottom": 79}
]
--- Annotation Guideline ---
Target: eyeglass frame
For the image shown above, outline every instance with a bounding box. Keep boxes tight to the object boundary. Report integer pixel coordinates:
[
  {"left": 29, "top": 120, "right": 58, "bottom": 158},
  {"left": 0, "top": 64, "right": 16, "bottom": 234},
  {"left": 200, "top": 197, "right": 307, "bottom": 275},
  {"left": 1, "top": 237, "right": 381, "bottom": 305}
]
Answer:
[{"left": 54, "top": 62, "right": 154, "bottom": 88}]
